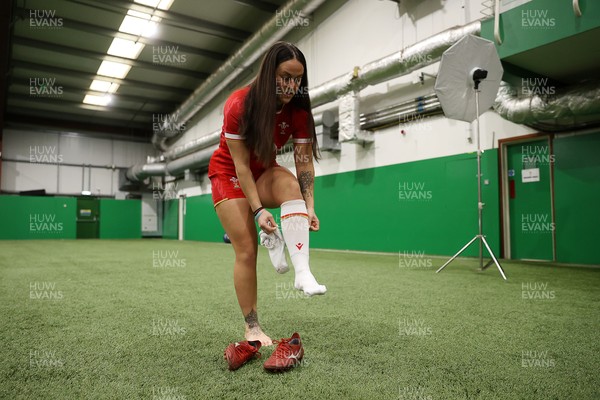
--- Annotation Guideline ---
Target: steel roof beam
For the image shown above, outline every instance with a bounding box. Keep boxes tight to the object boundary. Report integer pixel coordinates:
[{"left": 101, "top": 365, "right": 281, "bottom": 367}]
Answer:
[
  {"left": 11, "top": 60, "right": 193, "bottom": 97},
  {"left": 13, "top": 36, "right": 209, "bottom": 80},
  {"left": 65, "top": 0, "right": 250, "bottom": 42},
  {"left": 14, "top": 8, "right": 229, "bottom": 62}
]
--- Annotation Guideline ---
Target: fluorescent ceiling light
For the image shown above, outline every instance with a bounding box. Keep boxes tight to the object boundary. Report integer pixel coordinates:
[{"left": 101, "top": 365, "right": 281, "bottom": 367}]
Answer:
[
  {"left": 83, "top": 94, "right": 112, "bottom": 106},
  {"left": 107, "top": 84, "right": 120, "bottom": 94},
  {"left": 134, "top": 0, "right": 174, "bottom": 10},
  {"left": 143, "top": 19, "right": 159, "bottom": 38},
  {"left": 158, "top": 0, "right": 175, "bottom": 10},
  {"left": 82, "top": 0, "right": 175, "bottom": 107},
  {"left": 107, "top": 38, "right": 145, "bottom": 59},
  {"left": 97, "top": 61, "right": 131, "bottom": 79},
  {"left": 89, "top": 80, "right": 120, "bottom": 94},
  {"left": 128, "top": 10, "right": 153, "bottom": 19},
  {"left": 89, "top": 80, "right": 111, "bottom": 92},
  {"left": 119, "top": 11, "right": 159, "bottom": 37},
  {"left": 135, "top": 0, "right": 161, "bottom": 6}
]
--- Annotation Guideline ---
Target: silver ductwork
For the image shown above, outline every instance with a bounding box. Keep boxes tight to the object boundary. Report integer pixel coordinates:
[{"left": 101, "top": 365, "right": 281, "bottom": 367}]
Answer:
[
  {"left": 162, "top": 114, "right": 329, "bottom": 162},
  {"left": 360, "top": 94, "right": 443, "bottom": 131},
  {"left": 151, "top": 0, "right": 332, "bottom": 151},
  {"left": 126, "top": 147, "right": 217, "bottom": 182},
  {"left": 162, "top": 130, "right": 221, "bottom": 161},
  {"left": 310, "top": 20, "right": 481, "bottom": 107},
  {"left": 126, "top": 162, "right": 166, "bottom": 181},
  {"left": 315, "top": 20, "right": 480, "bottom": 142},
  {"left": 126, "top": 116, "right": 327, "bottom": 182},
  {"left": 494, "top": 81, "right": 600, "bottom": 131},
  {"left": 128, "top": 19, "right": 483, "bottom": 182},
  {"left": 164, "top": 147, "right": 217, "bottom": 176}
]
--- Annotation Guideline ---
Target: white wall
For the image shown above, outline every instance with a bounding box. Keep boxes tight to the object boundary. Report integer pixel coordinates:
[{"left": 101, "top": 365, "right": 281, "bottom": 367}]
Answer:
[
  {"left": 1, "top": 128, "right": 156, "bottom": 197},
  {"left": 166, "top": 0, "right": 537, "bottom": 190}
]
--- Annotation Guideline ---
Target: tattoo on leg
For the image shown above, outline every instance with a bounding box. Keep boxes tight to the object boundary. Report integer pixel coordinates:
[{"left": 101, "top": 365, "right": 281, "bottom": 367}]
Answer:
[
  {"left": 298, "top": 171, "right": 313, "bottom": 198},
  {"left": 244, "top": 309, "right": 259, "bottom": 329}
]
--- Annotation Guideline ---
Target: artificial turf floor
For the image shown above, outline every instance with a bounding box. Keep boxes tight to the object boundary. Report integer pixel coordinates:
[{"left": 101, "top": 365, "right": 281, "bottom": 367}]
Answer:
[{"left": 0, "top": 240, "right": 599, "bottom": 399}]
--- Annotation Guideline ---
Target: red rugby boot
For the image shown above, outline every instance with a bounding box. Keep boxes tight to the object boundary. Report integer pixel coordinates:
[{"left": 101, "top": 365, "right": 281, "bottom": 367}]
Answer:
[
  {"left": 224, "top": 340, "right": 262, "bottom": 371},
  {"left": 263, "top": 332, "right": 304, "bottom": 372}
]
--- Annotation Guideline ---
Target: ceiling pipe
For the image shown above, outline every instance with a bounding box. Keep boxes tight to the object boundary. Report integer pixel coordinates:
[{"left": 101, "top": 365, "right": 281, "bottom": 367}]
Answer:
[
  {"left": 126, "top": 146, "right": 217, "bottom": 181},
  {"left": 317, "top": 20, "right": 480, "bottom": 143},
  {"left": 162, "top": 130, "right": 220, "bottom": 161},
  {"left": 163, "top": 147, "right": 217, "bottom": 176},
  {"left": 494, "top": 80, "right": 600, "bottom": 131},
  {"left": 310, "top": 20, "right": 482, "bottom": 107},
  {"left": 128, "top": 20, "right": 483, "bottom": 181},
  {"left": 126, "top": 162, "right": 166, "bottom": 181},
  {"left": 162, "top": 110, "right": 326, "bottom": 162},
  {"left": 360, "top": 94, "right": 439, "bottom": 122},
  {"left": 128, "top": 15, "right": 600, "bottom": 183},
  {"left": 151, "top": 0, "right": 332, "bottom": 151},
  {"left": 129, "top": 114, "right": 329, "bottom": 181},
  {"left": 360, "top": 95, "right": 443, "bottom": 131}
]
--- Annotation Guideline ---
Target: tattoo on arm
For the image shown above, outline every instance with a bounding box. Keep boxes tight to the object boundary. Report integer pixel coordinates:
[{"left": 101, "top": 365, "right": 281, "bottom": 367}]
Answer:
[
  {"left": 298, "top": 171, "right": 313, "bottom": 199},
  {"left": 244, "top": 309, "right": 259, "bottom": 329}
]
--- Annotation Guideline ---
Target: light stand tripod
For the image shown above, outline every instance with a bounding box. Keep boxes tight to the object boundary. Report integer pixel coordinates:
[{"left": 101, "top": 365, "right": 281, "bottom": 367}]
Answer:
[{"left": 435, "top": 69, "right": 507, "bottom": 280}]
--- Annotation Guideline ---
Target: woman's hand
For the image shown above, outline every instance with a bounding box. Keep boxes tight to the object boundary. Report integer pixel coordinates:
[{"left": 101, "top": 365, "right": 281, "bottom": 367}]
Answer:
[
  {"left": 257, "top": 209, "right": 277, "bottom": 234},
  {"left": 307, "top": 207, "right": 320, "bottom": 231}
]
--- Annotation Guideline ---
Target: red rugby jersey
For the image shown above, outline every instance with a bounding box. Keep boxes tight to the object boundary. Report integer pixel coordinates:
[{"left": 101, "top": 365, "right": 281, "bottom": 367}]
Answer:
[{"left": 208, "top": 86, "right": 313, "bottom": 179}]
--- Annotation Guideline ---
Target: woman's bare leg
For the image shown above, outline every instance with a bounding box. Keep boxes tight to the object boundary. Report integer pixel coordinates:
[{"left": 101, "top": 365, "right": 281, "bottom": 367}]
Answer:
[
  {"left": 255, "top": 166, "right": 302, "bottom": 207},
  {"left": 216, "top": 198, "right": 273, "bottom": 346}
]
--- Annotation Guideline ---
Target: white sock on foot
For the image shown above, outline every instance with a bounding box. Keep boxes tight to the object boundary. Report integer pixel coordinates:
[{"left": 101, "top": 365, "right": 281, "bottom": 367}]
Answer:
[{"left": 280, "top": 199, "right": 326, "bottom": 296}]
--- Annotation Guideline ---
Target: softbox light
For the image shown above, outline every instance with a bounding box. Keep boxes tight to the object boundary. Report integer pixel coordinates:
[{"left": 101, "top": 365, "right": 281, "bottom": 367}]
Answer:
[{"left": 434, "top": 35, "right": 503, "bottom": 123}]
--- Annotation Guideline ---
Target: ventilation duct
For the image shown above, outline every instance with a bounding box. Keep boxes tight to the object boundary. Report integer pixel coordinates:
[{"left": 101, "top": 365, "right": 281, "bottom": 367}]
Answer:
[
  {"left": 494, "top": 80, "right": 600, "bottom": 131},
  {"left": 126, "top": 116, "right": 328, "bottom": 183},
  {"left": 126, "top": 147, "right": 216, "bottom": 182},
  {"left": 310, "top": 20, "right": 481, "bottom": 107},
  {"left": 126, "top": 162, "right": 165, "bottom": 182},
  {"left": 360, "top": 94, "right": 442, "bottom": 131},
  {"left": 127, "top": 20, "right": 483, "bottom": 182},
  {"left": 162, "top": 130, "right": 221, "bottom": 161}
]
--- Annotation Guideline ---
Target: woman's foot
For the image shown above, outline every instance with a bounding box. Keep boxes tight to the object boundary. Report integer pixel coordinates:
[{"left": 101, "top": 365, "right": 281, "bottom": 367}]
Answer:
[
  {"left": 244, "top": 309, "right": 273, "bottom": 346},
  {"left": 295, "top": 272, "right": 327, "bottom": 296},
  {"left": 245, "top": 326, "right": 273, "bottom": 346}
]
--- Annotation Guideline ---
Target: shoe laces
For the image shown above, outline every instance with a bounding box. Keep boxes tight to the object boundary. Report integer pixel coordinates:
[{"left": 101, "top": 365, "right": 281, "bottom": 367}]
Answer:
[
  {"left": 272, "top": 337, "right": 297, "bottom": 358},
  {"left": 232, "top": 342, "right": 261, "bottom": 359}
]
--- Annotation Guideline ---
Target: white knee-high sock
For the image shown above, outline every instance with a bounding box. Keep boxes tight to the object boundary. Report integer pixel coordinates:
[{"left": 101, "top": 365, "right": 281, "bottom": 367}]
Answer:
[{"left": 280, "top": 199, "right": 326, "bottom": 296}]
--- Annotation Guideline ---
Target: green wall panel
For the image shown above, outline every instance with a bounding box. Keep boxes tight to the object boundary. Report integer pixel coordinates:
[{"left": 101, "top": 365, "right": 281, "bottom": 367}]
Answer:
[
  {"left": 163, "top": 199, "right": 179, "bottom": 239},
  {"left": 481, "top": 0, "right": 600, "bottom": 59},
  {"left": 98, "top": 199, "right": 141, "bottom": 239},
  {"left": 553, "top": 132, "right": 600, "bottom": 265},
  {"left": 183, "top": 151, "right": 500, "bottom": 257},
  {"left": 184, "top": 195, "right": 223, "bottom": 242},
  {"left": 310, "top": 151, "right": 500, "bottom": 256},
  {"left": 0, "top": 196, "right": 76, "bottom": 240}
]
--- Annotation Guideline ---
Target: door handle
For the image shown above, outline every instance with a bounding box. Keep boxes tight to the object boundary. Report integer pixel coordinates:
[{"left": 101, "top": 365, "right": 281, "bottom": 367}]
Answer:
[{"left": 509, "top": 179, "right": 516, "bottom": 199}]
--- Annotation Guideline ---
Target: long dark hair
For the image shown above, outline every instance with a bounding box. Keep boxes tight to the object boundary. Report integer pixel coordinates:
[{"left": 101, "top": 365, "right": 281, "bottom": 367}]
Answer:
[{"left": 240, "top": 42, "right": 320, "bottom": 165}]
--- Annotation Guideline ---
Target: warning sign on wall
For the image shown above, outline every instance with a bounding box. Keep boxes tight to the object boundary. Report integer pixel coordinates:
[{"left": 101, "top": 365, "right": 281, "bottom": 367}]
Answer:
[{"left": 522, "top": 168, "right": 540, "bottom": 183}]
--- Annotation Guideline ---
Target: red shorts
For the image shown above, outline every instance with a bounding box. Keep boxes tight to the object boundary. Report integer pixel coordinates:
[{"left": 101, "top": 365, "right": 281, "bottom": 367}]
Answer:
[
  {"left": 210, "top": 173, "right": 245, "bottom": 207},
  {"left": 209, "top": 162, "right": 281, "bottom": 207}
]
